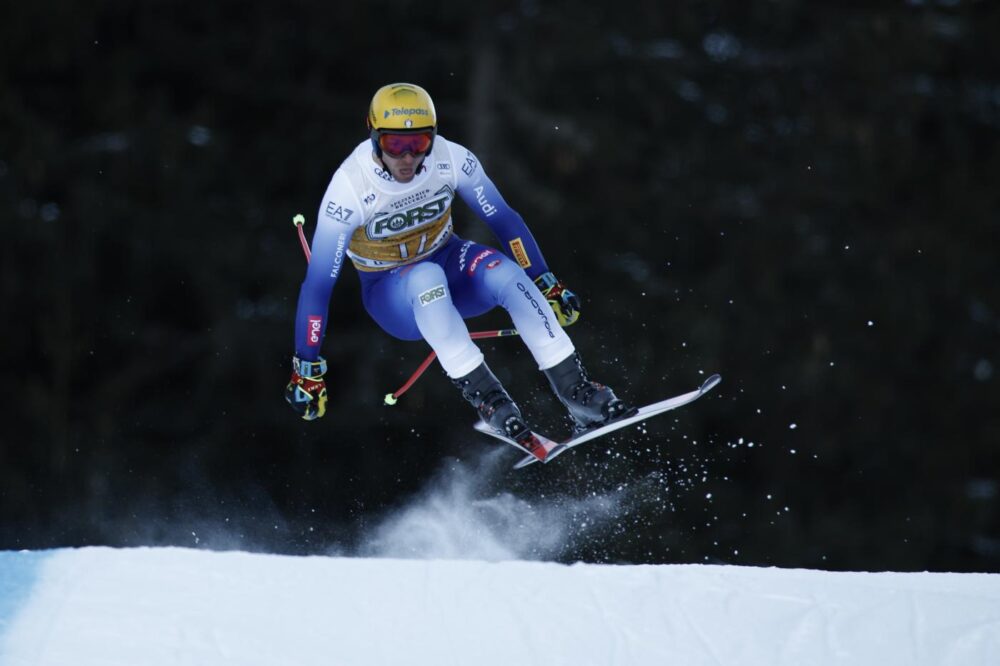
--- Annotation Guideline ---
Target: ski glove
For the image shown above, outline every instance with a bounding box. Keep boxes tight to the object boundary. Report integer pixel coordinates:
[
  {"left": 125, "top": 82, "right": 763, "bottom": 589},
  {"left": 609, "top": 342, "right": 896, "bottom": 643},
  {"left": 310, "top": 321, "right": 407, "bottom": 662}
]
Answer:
[
  {"left": 285, "top": 356, "right": 328, "bottom": 421},
  {"left": 534, "top": 271, "right": 580, "bottom": 327}
]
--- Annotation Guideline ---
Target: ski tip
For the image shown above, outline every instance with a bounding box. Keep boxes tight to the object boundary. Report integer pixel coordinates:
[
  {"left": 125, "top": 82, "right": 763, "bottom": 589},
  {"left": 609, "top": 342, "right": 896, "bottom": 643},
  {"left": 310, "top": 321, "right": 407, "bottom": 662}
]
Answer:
[{"left": 699, "top": 373, "right": 722, "bottom": 394}]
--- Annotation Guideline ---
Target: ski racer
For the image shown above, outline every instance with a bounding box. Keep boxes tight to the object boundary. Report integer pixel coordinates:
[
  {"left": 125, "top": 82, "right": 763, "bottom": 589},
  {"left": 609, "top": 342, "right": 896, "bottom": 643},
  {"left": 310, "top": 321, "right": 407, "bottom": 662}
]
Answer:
[{"left": 284, "top": 82, "right": 632, "bottom": 446}]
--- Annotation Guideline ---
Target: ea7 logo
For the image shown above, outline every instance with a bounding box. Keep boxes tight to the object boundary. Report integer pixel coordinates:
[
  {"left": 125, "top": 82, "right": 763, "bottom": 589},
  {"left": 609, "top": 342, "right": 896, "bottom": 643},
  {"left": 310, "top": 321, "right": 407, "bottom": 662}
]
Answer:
[
  {"left": 418, "top": 284, "right": 447, "bottom": 307},
  {"left": 324, "top": 202, "right": 354, "bottom": 223},
  {"left": 307, "top": 316, "right": 323, "bottom": 345},
  {"left": 461, "top": 152, "right": 478, "bottom": 177}
]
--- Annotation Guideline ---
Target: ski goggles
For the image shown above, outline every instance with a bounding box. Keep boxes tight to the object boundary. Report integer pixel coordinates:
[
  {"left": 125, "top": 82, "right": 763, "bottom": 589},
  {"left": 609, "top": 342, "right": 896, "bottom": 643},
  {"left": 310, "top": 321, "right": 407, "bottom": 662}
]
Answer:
[{"left": 377, "top": 131, "right": 434, "bottom": 158}]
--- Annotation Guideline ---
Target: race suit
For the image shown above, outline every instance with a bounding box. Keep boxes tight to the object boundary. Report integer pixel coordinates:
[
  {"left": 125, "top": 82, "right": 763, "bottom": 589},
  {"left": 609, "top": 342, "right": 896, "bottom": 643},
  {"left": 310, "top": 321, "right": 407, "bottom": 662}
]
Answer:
[{"left": 293, "top": 136, "right": 574, "bottom": 378}]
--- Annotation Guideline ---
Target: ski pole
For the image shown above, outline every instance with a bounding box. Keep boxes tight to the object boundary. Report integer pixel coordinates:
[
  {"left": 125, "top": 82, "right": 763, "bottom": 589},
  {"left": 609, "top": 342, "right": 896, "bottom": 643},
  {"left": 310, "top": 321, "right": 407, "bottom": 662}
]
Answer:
[{"left": 291, "top": 213, "right": 523, "bottom": 405}]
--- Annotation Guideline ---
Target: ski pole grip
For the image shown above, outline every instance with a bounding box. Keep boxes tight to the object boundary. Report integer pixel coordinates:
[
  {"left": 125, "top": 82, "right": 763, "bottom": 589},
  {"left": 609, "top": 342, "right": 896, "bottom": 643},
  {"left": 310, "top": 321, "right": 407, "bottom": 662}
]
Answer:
[{"left": 293, "top": 213, "right": 311, "bottom": 262}]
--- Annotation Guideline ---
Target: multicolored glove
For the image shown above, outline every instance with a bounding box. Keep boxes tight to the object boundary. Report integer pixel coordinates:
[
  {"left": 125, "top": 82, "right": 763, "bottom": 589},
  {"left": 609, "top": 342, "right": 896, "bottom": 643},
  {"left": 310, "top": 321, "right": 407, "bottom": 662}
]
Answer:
[
  {"left": 534, "top": 271, "right": 580, "bottom": 327},
  {"left": 284, "top": 356, "right": 328, "bottom": 421}
]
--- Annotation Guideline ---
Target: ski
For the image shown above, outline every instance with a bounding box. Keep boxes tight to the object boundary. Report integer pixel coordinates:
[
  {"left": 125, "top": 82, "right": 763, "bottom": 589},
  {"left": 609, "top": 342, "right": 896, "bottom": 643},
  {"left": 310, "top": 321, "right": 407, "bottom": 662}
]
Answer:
[
  {"left": 471, "top": 422, "right": 560, "bottom": 466},
  {"left": 474, "top": 374, "right": 721, "bottom": 469}
]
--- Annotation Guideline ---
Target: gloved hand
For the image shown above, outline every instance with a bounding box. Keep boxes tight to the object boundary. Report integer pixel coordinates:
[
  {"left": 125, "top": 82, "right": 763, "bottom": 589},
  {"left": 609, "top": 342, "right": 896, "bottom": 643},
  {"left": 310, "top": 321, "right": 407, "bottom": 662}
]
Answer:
[
  {"left": 284, "top": 356, "right": 328, "bottom": 421},
  {"left": 534, "top": 271, "right": 580, "bottom": 327}
]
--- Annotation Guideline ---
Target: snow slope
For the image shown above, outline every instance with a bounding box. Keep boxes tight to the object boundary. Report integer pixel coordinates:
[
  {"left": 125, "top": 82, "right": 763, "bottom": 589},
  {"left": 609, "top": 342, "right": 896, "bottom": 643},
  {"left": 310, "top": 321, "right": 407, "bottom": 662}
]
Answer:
[{"left": 1, "top": 546, "right": 999, "bottom": 666}]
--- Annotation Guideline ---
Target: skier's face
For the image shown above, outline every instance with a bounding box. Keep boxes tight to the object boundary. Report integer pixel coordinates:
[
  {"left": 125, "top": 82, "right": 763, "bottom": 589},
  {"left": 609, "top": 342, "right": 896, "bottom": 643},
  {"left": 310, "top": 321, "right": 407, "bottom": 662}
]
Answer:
[{"left": 380, "top": 150, "right": 422, "bottom": 183}]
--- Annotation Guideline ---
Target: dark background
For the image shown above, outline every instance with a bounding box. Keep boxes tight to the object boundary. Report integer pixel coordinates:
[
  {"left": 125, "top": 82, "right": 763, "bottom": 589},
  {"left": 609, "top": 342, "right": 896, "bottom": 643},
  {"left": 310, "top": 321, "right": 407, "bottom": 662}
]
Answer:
[{"left": 2, "top": 0, "right": 998, "bottom": 572}]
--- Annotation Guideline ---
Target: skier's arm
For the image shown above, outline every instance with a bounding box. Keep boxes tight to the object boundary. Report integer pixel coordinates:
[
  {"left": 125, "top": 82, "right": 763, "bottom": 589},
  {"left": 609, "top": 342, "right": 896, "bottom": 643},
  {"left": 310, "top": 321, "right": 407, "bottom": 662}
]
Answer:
[
  {"left": 452, "top": 147, "right": 550, "bottom": 280},
  {"left": 285, "top": 171, "right": 362, "bottom": 421},
  {"left": 293, "top": 172, "right": 362, "bottom": 361},
  {"left": 453, "top": 145, "right": 580, "bottom": 326}
]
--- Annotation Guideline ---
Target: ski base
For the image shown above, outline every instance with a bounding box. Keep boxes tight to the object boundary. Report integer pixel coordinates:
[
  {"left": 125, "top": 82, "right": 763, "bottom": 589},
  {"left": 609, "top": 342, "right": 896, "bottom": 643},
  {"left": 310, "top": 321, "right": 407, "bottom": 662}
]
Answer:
[{"left": 473, "top": 373, "right": 721, "bottom": 469}]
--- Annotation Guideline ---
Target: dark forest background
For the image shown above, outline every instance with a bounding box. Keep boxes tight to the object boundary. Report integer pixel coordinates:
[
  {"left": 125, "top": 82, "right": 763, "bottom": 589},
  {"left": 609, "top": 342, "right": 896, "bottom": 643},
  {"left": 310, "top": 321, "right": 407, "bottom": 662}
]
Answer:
[{"left": 2, "top": 0, "right": 998, "bottom": 572}]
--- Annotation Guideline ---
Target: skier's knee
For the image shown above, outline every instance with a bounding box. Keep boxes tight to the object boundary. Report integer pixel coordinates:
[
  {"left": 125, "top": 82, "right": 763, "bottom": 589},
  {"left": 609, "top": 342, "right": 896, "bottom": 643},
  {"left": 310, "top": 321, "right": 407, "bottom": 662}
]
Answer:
[
  {"left": 485, "top": 260, "right": 535, "bottom": 309},
  {"left": 404, "top": 262, "right": 449, "bottom": 305},
  {"left": 476, "top": 255, "right": 521, "bottom": 290},
  {"left": 404, "top": 262, "right": 446, "bottom": 289}
]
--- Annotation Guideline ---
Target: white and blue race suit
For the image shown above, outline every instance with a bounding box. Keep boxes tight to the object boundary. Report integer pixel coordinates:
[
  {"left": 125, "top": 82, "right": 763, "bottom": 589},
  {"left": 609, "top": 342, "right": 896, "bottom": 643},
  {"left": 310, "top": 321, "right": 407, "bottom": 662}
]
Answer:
[{"left": 293, "top": 136, "right": 575, "bottom": 378}]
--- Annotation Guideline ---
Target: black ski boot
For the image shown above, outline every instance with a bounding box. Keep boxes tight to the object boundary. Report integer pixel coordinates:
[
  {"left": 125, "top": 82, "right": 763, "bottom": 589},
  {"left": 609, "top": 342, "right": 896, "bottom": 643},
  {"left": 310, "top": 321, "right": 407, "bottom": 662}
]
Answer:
[
  {"left": 543, "top": 352, "right": 634, "bottom": 431},
  {"left": 452, "top": 362, "right": 531, "bottom": 442}
]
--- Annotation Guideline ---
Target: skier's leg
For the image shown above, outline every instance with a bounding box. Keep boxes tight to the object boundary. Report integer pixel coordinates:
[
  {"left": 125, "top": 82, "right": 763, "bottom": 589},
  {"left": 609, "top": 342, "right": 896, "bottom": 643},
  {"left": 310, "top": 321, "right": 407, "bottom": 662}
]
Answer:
[
  {"left": 446, "top": 243, "right": 633, "bottom": 429},
  {"left": 362, "top": 261, "right": 530, "bottom": 440},
  {"left": 445, "top": 243, "right": 574, "bottom": 371},
  {"left": 542, "top": 352, "right": 636, "bottom": 430},
  {"left": 451, "top": 361, "right": 531, "bottom": 442},
  {"left": 363, "top": 261, "right": 483, "bottom": 378}
]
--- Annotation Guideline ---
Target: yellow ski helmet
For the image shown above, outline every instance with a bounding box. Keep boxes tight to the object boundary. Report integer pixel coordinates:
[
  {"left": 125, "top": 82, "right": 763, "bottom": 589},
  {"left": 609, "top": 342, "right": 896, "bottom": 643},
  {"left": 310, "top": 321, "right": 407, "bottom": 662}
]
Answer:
[{"left": 367, "top": 83, "right": 437, "bottom": 157}]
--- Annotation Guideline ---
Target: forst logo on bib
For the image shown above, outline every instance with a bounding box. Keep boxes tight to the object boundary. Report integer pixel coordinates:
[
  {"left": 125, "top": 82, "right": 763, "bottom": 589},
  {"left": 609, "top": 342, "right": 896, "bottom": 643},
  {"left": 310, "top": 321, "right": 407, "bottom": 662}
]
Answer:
[
  {"left": 307, "top": 316, "right": 323, "bottom": 346},
  {"left": 368, "top": 195, "right": 449, "bottom": 239}
]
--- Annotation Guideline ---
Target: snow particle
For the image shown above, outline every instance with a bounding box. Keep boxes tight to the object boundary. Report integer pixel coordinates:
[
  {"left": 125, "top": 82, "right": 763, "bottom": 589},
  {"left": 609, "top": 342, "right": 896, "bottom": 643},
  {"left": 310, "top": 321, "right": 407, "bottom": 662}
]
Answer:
[
  {"left": 188, "top": 125, "right": 212, "bottom": 146},
  {"left": 40, "top": 202, "right": 61, "bottom": 222}
]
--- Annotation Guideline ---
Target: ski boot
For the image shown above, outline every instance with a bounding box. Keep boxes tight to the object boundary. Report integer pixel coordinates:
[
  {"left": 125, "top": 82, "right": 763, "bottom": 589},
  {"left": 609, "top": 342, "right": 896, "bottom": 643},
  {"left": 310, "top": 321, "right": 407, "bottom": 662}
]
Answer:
[
  {"left": 543, "top": 352, "right": 635, "bottom": 431},
  {"left": 452, "top": 362, "right": 531, "bottom": 443}
]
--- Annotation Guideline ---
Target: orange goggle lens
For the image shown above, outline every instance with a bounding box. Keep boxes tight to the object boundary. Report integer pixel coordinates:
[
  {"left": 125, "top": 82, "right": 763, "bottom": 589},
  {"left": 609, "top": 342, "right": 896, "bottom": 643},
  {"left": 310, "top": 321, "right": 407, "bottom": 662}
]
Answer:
[{"left": 378, "top": 132, "right": 433, "bottom": 157}]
